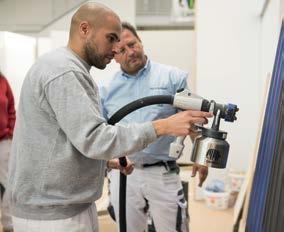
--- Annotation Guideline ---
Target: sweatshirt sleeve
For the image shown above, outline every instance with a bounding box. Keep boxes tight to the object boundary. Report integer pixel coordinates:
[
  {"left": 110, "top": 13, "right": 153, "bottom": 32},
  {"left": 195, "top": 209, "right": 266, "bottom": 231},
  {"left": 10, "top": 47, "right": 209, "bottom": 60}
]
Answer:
[
  {"left": 5, "top": 77, "right": 16, "bottom": 136},
  {"left": 98, "top": 85, "right": 109, "bottom": 120},
  {"left": 43, "top": 71, "right": 157, "bottom": 160}
]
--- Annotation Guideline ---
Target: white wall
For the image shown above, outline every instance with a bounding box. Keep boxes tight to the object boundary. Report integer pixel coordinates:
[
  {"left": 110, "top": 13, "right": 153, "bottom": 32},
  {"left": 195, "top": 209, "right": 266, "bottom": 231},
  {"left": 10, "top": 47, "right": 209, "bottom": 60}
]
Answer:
[
  {"left": 196, "top": 0, "right": 256, "bottom": 172},
  {"left": 260, "top": 0, "right": 281, "bottom": 91},
  {"left": 195, "top": 0, "right": 282, "bottom": 174},
  {"left": 0, "top": 32, "right": 36, "bottom": 107}
]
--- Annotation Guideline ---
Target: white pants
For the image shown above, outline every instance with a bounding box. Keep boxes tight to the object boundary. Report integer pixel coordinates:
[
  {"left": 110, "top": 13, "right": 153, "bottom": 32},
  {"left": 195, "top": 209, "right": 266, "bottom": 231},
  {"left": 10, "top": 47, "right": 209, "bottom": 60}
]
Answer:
[
  {"left": 109, "top": 166, "right": 189, "bottom": 232},
  {"left": 0, "top": 139, "right": 13, "bottom": 230},
  {"left": 12, "top": 203, "right": 99, "bottom": 232}
]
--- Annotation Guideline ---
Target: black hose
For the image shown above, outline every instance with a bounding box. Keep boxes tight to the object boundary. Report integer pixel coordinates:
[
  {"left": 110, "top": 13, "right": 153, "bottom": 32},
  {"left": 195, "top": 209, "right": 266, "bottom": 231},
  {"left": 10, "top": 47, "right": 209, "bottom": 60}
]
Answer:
[{"left": 107, "top": 95, "right": 174, "bottom": 232}]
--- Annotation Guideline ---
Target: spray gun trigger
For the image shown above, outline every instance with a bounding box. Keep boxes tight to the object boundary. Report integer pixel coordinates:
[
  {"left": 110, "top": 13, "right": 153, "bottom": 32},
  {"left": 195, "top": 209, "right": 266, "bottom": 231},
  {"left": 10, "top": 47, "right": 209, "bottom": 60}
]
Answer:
[{"left": 177, "top": 88, "right": 184, "bottom": 93}]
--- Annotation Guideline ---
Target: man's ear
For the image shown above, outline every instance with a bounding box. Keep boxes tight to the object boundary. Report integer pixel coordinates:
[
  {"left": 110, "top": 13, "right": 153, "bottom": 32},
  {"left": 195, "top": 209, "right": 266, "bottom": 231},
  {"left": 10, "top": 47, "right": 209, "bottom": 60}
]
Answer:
[{"left": 79, "top": 21, "right": 90, "bottom": 37}]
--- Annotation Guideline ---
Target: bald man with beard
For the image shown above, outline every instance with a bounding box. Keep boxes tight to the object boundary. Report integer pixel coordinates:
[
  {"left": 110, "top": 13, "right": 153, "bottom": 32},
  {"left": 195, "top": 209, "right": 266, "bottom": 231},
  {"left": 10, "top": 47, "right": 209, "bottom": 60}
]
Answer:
[{"left": 7, "top": 2, "right": 212, "bottom": 232}]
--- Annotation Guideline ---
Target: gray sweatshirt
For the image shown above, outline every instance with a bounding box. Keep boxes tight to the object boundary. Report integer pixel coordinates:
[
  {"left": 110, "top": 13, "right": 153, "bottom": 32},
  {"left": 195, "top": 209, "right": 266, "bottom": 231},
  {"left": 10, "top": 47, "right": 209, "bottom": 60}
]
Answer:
[{"left": 8, "top": 47, "right": 157, "bottom": 220}]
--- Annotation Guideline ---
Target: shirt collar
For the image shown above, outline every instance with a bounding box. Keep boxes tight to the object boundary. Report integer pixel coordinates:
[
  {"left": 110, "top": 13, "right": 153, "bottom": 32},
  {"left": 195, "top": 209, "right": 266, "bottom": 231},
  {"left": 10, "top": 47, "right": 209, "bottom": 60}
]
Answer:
[
  {"left": 122, "top": 57, "right": 151, "bottom": 79},
  {"left": 66, "top": 47, "right": 91, "bottom": 72}
]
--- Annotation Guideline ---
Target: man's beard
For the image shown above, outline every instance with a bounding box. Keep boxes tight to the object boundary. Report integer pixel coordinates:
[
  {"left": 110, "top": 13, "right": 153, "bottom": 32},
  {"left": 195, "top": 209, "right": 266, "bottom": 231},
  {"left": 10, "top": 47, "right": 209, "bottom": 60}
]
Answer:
[
  {"left": 125, "top": 53, "right": 145, "bottom": 73},
  {"left": 84, "top": 41, "right": 106, "bottom": 69}
]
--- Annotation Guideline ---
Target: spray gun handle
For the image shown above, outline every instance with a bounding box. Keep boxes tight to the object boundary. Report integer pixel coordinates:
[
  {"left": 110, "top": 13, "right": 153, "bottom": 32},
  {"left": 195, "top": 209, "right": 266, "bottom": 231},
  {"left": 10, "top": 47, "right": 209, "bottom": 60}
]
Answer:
[{"left": 169, "top": 136, "right": 186, "bottom": 159}]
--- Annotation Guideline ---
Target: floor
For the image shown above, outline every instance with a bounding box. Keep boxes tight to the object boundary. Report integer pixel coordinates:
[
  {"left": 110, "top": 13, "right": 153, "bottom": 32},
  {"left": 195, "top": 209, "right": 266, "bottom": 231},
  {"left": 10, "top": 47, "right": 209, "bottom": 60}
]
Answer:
[{"left": 1, "top": 166, "right": 234, "bottom": 232}]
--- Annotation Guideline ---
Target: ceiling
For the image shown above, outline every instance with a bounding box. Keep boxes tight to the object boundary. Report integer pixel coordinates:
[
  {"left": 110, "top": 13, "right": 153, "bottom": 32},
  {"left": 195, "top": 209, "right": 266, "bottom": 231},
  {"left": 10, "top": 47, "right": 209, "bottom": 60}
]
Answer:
[
  {"left": 0, "top": 0, "right": 194, "bottom": 35},
  {"left": 0, "top": 0, "right": 86, "bottom": 34}
]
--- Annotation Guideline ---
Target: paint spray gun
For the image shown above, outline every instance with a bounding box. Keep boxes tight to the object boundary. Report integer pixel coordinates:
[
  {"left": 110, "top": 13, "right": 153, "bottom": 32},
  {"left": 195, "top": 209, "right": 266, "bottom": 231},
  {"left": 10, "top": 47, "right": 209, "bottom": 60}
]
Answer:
[{"left": 169, "top": 89, "right": 238, "bottom": 168}]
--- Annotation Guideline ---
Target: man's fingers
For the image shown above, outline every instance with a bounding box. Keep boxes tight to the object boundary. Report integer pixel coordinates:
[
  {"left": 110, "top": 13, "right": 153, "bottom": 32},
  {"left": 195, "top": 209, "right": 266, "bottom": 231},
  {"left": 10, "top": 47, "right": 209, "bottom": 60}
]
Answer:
[
  {"left": 183, "top": 110, "right": 213, "bottom": 125},
  {"left": 119, "top": 161, "right": 134, "bottom": 175},
  {"left": 125, "top": 164, "right": 134, "bottom": 172},
  {"left": 191, "top": 164, "right": 209, "bottom": 187},
  {"left": 188, "top": 131, "right": 200, "bottom": 139},
  {"left": 198, "top": 179, "right": 204, "bottom": 187},
  {"left": 190, "top": 117, "right": 209, "bottom": 125},
  {"left": 198, "top": 174, "right": 207, "bottom": 187},
  {"left": 198, "top": 167, "right": 209, "bottom": 187},
  {"left": 185, "top": 110, "right": 213, "bottom": 118},
  {"left": 122, "top": 167, "right": 134, "bottom": 175},
  {"left": 191, "top": 165, "right": 197, "bottom": 177}
]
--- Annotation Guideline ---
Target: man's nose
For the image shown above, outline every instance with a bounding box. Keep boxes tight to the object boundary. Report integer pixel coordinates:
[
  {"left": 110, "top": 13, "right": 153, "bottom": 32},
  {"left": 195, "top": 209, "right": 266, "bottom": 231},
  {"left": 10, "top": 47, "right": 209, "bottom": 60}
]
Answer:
[{"left": 112, "top": 44, "right": 120, "bottom": 54}]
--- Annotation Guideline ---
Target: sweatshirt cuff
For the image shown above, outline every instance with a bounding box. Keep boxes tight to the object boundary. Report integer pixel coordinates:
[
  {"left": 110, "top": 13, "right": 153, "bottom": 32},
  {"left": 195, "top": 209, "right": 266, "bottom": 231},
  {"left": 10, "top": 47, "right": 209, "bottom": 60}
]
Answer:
[{"left": 140, "top": 122, "right": 157, "bottom": 147}]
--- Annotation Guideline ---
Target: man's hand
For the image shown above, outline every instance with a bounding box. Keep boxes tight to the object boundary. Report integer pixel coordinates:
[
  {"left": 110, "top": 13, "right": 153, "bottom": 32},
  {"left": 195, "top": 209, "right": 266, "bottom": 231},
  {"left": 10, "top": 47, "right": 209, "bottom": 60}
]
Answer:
[
  {"left": 152, "top": 110, "right": 213, "bottom": 137},
  {"left": 191, "top": 164, "right": 208, "bottom": 187},
  {"left": 107, "top": 157, "right": 134, "bottom": 175}
]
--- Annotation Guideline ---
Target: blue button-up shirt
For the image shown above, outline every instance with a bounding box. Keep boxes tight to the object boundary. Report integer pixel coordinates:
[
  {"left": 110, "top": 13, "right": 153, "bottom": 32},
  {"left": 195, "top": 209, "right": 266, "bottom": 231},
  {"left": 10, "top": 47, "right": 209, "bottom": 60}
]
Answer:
[{"left": 100, "top": 59, "right": 189, "bottom": 165}]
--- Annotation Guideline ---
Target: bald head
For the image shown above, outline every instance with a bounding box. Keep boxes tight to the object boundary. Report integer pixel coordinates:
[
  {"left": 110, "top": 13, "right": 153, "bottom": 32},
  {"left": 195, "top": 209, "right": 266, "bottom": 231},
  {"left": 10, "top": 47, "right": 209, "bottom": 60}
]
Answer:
[
  {"left": 67, "top": 2, "right": 121, "bottom": 69},
  {"left": 69, "top": 2, "right": 119, "bottom": 38}
]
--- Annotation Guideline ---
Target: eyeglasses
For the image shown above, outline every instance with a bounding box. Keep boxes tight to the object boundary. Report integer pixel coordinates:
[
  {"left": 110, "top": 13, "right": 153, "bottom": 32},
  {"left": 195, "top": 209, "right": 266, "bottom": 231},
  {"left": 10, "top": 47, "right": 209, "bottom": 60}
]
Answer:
[{"left": 117, "top": 42, "right": 138, "bottom": 55}]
